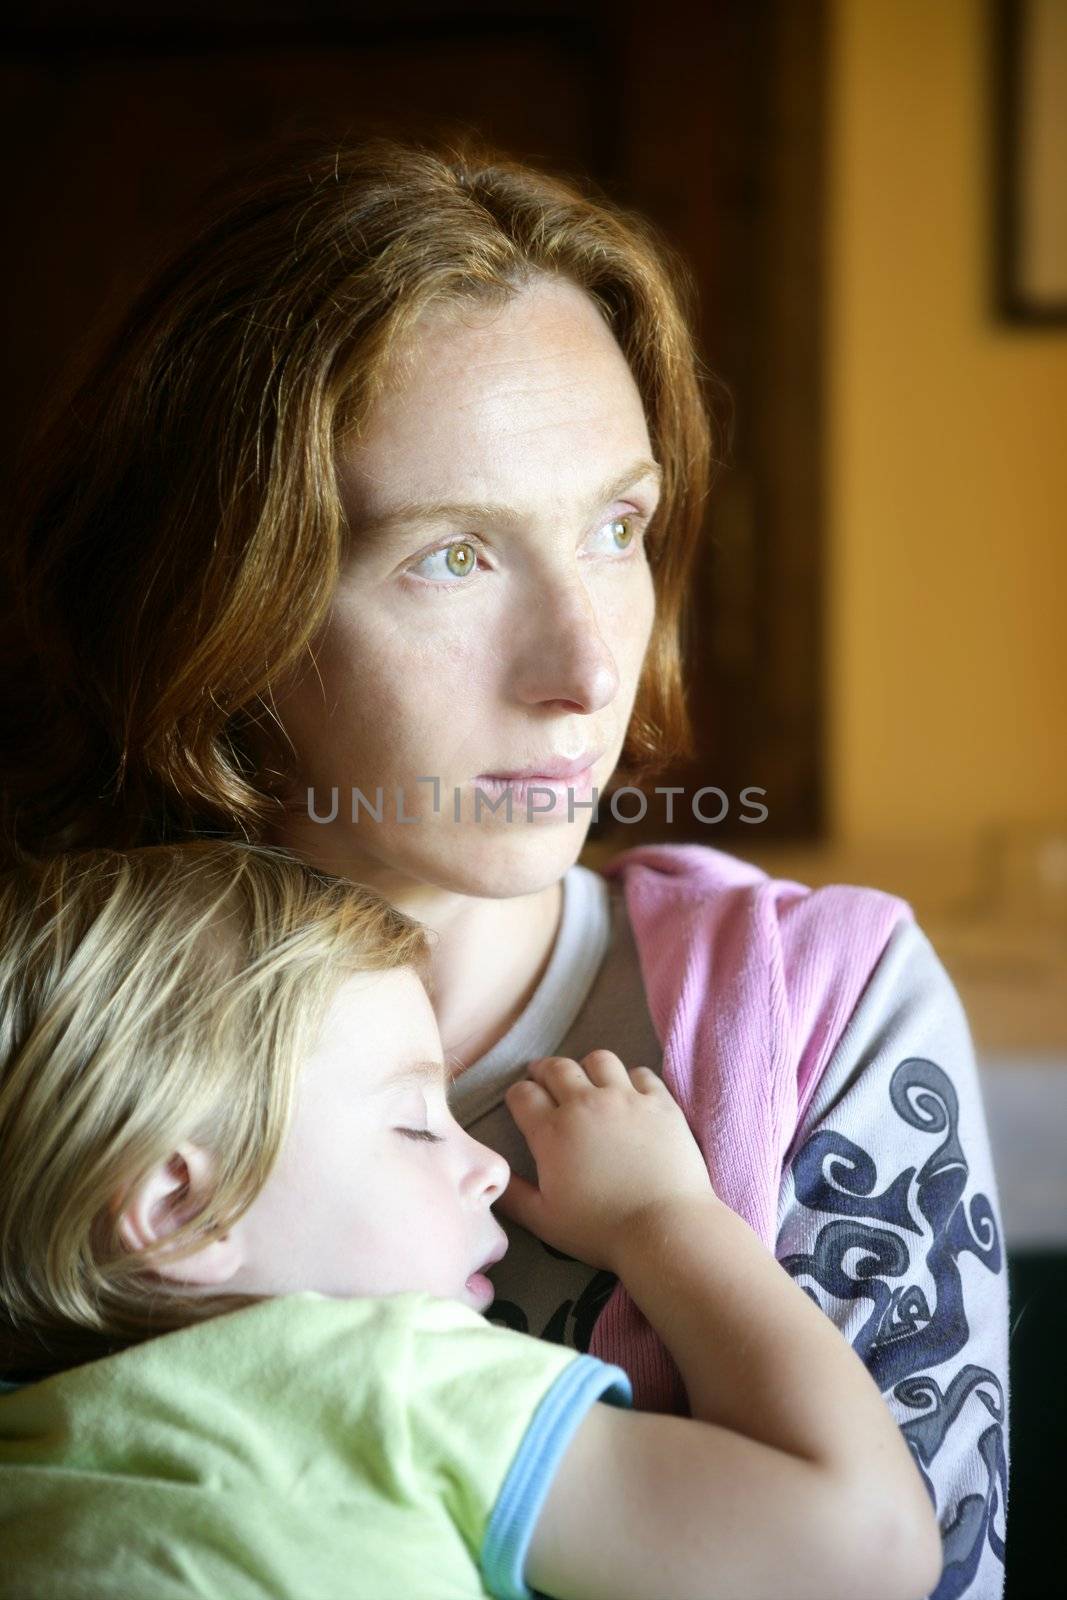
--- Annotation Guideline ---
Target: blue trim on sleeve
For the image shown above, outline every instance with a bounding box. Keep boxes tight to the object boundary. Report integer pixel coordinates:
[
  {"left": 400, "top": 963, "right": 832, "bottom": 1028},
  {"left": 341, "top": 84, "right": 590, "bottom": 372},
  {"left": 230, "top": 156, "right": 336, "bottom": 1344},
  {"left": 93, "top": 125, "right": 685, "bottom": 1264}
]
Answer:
[{"left": 480, "top": 1354, "right": 633, "bottom": 1600}]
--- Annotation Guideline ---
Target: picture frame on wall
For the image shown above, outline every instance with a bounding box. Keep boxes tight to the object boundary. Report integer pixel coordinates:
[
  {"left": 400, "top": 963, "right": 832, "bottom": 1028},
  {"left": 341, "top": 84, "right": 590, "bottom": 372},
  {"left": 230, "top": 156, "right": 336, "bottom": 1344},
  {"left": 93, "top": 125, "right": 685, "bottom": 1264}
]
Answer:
[{"left": 995, "top": 0, "right": 1067, "bottom": 323}]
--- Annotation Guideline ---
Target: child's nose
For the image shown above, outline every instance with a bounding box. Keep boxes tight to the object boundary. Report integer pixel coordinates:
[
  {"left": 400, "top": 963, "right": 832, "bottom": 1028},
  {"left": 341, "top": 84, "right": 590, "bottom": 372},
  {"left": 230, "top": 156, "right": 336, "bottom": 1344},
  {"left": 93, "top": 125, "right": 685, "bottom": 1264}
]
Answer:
[{"left": 470, "top": 1139, "right": 509, "bottom": 1202}]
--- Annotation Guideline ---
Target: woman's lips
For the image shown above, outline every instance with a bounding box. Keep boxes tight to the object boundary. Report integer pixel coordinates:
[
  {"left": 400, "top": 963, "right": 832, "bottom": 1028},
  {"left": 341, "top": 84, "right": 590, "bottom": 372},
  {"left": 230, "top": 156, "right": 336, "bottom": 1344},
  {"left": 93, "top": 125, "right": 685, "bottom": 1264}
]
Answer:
[
  {"left": 478, "top": 750, "right": 603, "bottom": 783},
  {"left": 472, "top": 768, "right": 597, "bottom": 814},
  {"left": 472, "top": 752, "right": 602, "bottom": 817}
]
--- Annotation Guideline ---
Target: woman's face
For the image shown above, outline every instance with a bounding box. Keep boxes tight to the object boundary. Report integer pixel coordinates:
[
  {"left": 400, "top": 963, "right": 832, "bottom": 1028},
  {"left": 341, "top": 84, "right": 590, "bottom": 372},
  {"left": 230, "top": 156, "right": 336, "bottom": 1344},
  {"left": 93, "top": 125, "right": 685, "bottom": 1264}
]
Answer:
[{"left": 271, "top": 275, "right": 660, "bottom": 899}]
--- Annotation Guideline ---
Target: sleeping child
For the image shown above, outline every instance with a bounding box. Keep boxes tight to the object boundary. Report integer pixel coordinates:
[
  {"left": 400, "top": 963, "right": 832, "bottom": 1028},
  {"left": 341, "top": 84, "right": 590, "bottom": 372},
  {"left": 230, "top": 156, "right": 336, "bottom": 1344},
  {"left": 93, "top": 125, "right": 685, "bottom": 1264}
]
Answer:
[{"left": 0, "top": 840, "right": 941, "bottom": 1599}]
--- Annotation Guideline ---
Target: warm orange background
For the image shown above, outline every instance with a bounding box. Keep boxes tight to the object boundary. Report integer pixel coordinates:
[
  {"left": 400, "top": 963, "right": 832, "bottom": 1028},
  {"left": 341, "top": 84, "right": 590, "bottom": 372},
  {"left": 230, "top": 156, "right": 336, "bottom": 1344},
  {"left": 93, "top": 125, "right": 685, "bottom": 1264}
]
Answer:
[{"left": 827, "top": 0, "right": 1067, "bottom": 854}]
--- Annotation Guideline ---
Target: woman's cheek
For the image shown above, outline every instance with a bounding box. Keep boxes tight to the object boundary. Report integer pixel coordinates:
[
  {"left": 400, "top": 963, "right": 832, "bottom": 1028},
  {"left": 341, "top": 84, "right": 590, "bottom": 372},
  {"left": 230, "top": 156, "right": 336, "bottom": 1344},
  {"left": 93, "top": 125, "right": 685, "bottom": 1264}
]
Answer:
[{"left": 596, "top": 559, "right": 656, "bottom": 661}]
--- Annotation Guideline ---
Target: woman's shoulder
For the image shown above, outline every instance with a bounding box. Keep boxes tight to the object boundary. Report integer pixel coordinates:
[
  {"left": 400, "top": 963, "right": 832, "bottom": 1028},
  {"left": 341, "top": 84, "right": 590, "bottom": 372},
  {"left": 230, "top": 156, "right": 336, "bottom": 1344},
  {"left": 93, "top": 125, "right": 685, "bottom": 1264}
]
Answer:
[
  {"left": 600, "top": 839, "right": 768, "bottom": 893},
  {"left": 601, "top": 841, "right": 917, "bottom": 1095},
  {"left": 600, "top": 840, "right": 914, "bottom": 937}
]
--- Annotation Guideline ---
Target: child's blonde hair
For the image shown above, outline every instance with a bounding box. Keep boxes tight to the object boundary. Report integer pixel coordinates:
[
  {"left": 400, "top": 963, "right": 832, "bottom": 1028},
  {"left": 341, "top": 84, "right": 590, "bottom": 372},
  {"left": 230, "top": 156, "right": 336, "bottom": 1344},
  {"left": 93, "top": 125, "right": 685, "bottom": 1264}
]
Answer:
[{"left": 0, "top": 840, "right": 429, "bottom": 1377}]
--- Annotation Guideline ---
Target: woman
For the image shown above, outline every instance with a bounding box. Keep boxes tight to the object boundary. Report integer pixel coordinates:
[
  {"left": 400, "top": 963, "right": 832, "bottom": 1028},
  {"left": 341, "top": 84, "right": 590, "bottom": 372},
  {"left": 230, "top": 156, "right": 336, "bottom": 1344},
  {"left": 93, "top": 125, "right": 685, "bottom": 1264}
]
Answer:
[{"left": 1, "top": 137, "right": 1007, "bottom": 1598}]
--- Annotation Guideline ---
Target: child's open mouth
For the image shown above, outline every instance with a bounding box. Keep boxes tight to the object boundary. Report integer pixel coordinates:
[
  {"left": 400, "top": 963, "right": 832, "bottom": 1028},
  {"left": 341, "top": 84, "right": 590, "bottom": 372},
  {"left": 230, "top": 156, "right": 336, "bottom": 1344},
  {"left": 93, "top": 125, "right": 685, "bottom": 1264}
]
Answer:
[
  {"left": 465, "top": 1232, "right": 508, "bottom": 1307},
  {"left": 465, "top": 1270, "right": 496, "bottom": 1307}
]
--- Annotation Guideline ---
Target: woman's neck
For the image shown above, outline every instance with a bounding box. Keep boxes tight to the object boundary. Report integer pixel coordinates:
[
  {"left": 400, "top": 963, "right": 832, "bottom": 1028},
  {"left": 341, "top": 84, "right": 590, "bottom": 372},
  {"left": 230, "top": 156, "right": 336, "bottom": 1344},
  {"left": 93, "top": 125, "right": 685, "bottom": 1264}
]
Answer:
[{"left": 420, "top": 878, "right": 564, "bottom": 1072}]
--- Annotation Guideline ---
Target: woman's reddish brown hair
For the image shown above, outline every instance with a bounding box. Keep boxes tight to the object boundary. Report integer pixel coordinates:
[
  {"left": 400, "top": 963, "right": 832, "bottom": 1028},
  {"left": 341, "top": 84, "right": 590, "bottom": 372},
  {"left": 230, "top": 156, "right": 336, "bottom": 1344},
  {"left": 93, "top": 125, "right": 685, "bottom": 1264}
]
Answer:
[{"left": 0, "top": 135, "right": 716, "bottom": 860}]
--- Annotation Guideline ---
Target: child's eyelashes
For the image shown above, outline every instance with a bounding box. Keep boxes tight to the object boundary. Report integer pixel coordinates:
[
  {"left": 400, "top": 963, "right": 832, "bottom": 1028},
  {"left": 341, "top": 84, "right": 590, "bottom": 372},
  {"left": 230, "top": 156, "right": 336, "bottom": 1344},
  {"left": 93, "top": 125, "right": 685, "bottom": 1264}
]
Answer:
[{"left": 397, "top": 1127, "right": 444, "bottom": 1143}]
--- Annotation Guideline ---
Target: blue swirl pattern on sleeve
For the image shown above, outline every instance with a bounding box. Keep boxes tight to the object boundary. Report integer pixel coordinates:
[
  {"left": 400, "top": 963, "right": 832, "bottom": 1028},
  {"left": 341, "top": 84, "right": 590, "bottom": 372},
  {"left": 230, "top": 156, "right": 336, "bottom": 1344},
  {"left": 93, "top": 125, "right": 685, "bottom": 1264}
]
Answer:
[{"left": 776, "top": 924, "right": 1009, "bottom": 1600}]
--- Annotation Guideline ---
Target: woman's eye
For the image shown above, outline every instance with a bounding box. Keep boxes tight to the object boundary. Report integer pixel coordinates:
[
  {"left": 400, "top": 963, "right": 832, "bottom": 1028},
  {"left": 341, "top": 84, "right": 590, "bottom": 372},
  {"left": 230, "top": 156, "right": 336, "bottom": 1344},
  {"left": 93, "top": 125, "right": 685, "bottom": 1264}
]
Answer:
[
  {"left": 409, "top": 540, "right": 480, "bottom": 583},
  {"left": 590, "top": 514, "right": 640, "bottom": 555},
  {"left": 397, "top": 1127, "right": 445, "bottom": 1143},
  {"left": 407, "top": 519, "right": 640, "bottom": 582}
]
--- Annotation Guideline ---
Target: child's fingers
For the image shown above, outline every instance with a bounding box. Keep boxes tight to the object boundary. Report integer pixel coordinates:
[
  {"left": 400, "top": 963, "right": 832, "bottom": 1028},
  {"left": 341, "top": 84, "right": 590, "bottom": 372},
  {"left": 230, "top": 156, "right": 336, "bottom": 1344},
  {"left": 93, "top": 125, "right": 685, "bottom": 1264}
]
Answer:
[
  {"left": 504, "top": 1077, "right": 554, "bottom": 1128},
  {"left": 580, "top": 1049, "right": 631, "bottom": 1088},
  {"left": 525, "top": 1055, "right": 591, "bottom": 1103}
]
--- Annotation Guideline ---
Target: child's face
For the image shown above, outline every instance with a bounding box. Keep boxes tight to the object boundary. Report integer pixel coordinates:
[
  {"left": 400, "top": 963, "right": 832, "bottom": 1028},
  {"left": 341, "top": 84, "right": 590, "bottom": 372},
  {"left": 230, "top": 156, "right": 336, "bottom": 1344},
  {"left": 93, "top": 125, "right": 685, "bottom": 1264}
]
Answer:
[{"left": 229, "top": 966, "right": 511, "bottom": 1312}]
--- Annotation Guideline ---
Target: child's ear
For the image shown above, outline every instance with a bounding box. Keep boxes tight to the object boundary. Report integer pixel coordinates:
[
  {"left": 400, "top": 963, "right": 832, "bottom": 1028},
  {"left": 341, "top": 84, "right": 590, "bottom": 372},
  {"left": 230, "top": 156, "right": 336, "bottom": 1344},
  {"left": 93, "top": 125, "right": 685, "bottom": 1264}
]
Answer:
[{"left": 116, "top": 1143, "right": 244, "bottom": 1286}]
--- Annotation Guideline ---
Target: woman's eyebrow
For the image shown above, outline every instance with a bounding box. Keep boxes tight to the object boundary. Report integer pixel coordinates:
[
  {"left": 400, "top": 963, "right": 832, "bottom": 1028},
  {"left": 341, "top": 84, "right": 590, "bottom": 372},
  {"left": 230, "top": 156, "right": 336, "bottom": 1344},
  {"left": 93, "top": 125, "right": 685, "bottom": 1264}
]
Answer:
[{"left": 354, "top": 458, "right": 663, "bottom": 544}]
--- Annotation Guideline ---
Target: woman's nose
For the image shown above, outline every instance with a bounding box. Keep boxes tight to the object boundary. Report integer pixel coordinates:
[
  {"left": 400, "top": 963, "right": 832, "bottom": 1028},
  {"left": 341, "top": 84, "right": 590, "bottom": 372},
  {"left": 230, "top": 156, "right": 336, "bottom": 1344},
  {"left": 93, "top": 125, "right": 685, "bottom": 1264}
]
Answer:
[{"left": 508, "top": 575, "right": 620, "bottom": 714}]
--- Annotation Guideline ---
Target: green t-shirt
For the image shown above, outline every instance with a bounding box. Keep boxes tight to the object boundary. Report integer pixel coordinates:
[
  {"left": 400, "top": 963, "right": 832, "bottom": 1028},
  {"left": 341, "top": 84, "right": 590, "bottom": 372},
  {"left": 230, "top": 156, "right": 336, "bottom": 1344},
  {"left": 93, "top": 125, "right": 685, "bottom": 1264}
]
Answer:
[{"left": 0, "top": 1291, "right": 632, "bottom": 1599}]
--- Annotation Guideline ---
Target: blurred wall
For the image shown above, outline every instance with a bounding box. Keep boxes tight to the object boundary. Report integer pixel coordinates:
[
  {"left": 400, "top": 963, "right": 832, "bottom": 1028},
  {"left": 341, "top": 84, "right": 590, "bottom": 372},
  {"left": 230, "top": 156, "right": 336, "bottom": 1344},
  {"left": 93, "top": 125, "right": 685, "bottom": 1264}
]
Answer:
[{"left": 827, "top": 0, "right": 1067, "bottom": 851}]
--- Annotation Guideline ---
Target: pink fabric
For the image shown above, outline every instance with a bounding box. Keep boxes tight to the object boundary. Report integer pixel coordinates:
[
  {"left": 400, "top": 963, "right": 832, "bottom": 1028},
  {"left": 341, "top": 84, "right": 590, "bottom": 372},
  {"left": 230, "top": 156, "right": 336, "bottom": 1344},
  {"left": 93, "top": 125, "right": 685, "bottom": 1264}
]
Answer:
[{"left": 585, "top": 842, "right": 914, "bottom": 1413}]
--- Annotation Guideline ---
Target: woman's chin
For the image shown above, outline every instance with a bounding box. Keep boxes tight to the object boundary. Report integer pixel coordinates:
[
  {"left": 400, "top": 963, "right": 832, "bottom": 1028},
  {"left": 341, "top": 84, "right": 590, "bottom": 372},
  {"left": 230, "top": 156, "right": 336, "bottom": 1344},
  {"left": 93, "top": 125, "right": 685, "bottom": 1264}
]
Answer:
[
  {"left": 433, "top": 826, "right": 590, "bottom": 899},
  {"left": 347, "top": 816, "right": 587, "bottom": 900},
  {"left": 279, "top": 809, "right": 593, "bottom": 901}
]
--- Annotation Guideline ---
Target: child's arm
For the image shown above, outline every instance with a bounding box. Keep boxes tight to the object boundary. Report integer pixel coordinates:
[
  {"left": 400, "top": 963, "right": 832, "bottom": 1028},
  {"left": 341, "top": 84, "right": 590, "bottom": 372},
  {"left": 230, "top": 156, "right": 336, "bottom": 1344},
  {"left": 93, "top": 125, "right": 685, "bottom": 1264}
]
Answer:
[
  {"left": 523, "top": 1197, "right": 939, "bottom": 1600},
  {"left": 496, "top": 1052, "right": 943, "bottom": 1600}
]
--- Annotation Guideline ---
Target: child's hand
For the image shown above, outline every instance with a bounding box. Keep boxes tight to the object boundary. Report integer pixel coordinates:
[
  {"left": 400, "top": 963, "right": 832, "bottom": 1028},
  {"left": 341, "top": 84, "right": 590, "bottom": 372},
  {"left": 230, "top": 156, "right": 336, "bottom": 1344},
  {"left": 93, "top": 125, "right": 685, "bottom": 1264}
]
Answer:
[{"left": 494, "top": 1051, "right": 718, "bottom": 1273}]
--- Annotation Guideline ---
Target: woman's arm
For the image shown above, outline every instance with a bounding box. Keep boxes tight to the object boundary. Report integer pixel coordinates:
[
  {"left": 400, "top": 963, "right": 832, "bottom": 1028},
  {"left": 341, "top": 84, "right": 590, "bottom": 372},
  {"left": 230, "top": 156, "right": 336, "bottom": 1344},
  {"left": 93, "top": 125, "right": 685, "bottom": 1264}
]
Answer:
[
  {"left": 499, "top": 1054, "right": 943, "bottom": 1600},
  {"left": 526, "top": 1194, "right": 942, "bottom": 1600},
  {"left": 775, "top": 920, "right": 1010, "bottom": 1600}
]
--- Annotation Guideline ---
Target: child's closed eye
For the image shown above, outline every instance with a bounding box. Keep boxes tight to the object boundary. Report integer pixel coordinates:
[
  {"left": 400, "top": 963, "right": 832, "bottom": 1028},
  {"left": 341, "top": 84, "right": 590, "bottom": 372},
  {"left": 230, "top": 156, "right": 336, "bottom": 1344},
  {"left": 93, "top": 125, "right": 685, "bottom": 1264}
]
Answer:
[{"left": 397, "top": 1127, "right": 444, "bottom": 1143}]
